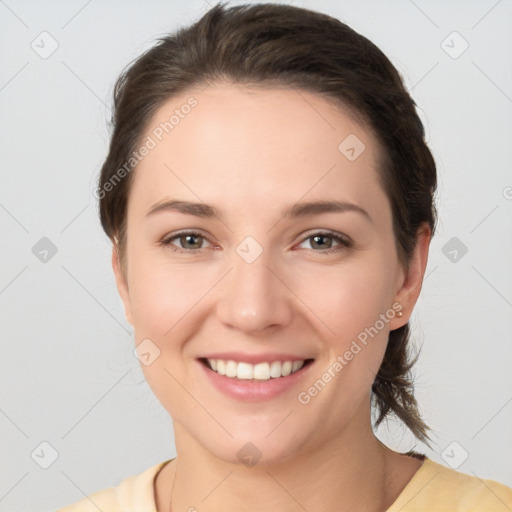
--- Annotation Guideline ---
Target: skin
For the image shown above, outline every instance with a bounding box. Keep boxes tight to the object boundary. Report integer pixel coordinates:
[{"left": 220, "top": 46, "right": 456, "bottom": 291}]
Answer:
[{"left": 112, "top": 82, "right": 431, "bottom": 511}]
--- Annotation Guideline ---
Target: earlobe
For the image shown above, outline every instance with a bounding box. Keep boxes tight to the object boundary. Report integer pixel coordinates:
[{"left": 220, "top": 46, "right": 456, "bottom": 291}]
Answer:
[
  {"left": 111, "top": 244, "right": 133, "bottom": 326},
  {"left": 391, "top": 224, "right": 431, "bottom": 329}
]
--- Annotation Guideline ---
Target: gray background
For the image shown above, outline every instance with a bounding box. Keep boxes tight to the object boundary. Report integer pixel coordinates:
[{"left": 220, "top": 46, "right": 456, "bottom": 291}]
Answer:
[{"left": 0, "top": 0, "right": 511, "bottom": 510}]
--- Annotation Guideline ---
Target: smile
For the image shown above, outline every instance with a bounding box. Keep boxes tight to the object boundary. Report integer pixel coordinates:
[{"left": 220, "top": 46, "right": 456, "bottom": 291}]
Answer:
[{"left": 204, "top": 358, "right": 311, "bottom": 381}]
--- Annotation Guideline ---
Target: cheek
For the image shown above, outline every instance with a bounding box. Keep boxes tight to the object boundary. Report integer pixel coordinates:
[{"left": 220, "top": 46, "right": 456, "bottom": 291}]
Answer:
[
  {"left": 128, "top": 256, "right": 206, "bottom": 419},
  {"left": 293, "top": 264, "right": 395, "bottom": 418},
  {"left": 127, "top": 245, "right": 210, "bottom": 338},
  {"left": 294, "top": 255, "right": 397, "bottom": 339},
  {"left": 296, "top": 255, "right": 397, "bottom": 395}
]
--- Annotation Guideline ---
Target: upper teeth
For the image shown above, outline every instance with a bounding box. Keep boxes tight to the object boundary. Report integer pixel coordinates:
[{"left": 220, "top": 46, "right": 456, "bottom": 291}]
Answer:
[{"left": 207, "top": 359, "right": 305, "bottom": 380}]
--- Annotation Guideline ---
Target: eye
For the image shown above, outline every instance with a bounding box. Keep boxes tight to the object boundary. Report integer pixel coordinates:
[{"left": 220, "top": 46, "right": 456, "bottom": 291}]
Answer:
[
  {"left": 159, "top": 230, "right": 352, "bottom": 255},
  {"left": 297, "top": 231, "right": 352, "bottom": 254},
  {"left": 160, "top": 231, "right": 212, "bottom": 253}
]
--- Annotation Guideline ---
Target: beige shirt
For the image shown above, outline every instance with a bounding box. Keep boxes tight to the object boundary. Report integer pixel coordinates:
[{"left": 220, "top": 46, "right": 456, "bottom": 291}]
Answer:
[{"left": 56, "top": 457, "right": 512, "bottom": 511}]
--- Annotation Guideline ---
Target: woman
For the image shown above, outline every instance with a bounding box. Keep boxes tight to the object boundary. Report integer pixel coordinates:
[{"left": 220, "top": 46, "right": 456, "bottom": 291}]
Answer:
[{"left": 57, "top": 2, "right": 512, "bottom": 511}]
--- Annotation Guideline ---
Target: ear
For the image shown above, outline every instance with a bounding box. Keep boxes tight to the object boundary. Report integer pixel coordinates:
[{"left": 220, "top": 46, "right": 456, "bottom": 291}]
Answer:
[
  {"left": 112, "top": 244, "right": 133, "bottom": 326},
  {"left": 390, "top": 223, "right": 431, "bottom": 329}
]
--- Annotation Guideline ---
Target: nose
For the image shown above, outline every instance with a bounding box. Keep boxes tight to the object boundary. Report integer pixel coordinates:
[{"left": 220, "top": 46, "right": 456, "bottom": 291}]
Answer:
[{"left": 216, "top": 250, "right": 293, "bottom": 335}]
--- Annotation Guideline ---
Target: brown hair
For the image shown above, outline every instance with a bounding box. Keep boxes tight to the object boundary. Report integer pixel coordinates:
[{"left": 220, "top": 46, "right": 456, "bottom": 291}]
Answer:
[{"left": 98, "top": 2, "right": 437, "bottom": 445}]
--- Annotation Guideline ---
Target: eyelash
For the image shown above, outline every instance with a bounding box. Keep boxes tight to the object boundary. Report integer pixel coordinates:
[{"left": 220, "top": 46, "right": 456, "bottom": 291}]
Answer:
[{"left": 159, "top": 230, "right": 352, "bottom": 255}]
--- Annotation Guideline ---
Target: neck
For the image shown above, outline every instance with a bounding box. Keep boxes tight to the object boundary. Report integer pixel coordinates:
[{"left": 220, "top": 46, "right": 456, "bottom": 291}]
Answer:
[{"left": 157, "top": 403, "right": 416, "bottom": 512}]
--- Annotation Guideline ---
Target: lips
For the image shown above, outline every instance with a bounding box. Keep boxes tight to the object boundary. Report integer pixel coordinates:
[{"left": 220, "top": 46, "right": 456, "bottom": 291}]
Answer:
[
  {"left": 198, "top": 355, "right": 315, "bottom": 400},
  {"left": 196, "top": 351, "right": 315, "bottom": 400}
]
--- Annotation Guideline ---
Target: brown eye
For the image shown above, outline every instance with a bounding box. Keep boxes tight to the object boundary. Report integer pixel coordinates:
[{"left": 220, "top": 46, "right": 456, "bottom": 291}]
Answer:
[
  {"left": 298, "top": 231, "right": 352, "bottom": 255},
  {"left": 160, "top": 231, "right": 211, "bottom": 252},
  {"left": 310, "top": 234, "right": 334, "bottom": 250}
]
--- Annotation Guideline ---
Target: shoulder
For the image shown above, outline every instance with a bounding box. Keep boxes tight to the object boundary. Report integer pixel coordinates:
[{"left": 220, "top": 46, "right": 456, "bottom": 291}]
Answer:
[
  {"left": 388, "top": 457, "right": 512, "bottom": 511},
  {"left": 55, "top": 460, "right": 172, "bottom": 512}
]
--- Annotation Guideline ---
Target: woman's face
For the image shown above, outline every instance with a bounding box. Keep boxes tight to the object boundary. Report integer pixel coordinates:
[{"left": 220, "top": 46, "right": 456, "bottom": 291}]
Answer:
[{"left": 114, "top": 82, "right": 426, "bottom": 465}]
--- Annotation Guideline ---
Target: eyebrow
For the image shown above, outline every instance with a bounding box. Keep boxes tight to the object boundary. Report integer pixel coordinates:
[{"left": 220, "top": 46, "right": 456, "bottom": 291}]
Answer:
[{"left": 146, "top": 199, "right": 372, "bottom": 223}]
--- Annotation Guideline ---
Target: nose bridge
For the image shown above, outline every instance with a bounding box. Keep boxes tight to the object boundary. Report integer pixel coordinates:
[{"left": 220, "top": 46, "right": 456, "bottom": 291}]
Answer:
[{"left": 216, "top": 241, "right": 292, "bottom": 333}]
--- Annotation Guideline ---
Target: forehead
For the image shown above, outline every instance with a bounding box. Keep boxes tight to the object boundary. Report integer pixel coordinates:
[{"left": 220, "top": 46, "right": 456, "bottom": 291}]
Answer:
[{"left": 128, "top": 82, "right": 388, "bottom": 223}]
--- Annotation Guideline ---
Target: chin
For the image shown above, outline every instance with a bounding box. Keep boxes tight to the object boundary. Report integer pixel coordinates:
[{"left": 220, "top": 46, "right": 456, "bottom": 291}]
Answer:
[{"left": 178, "top": 412, "right": 320, "bottom": 469}]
